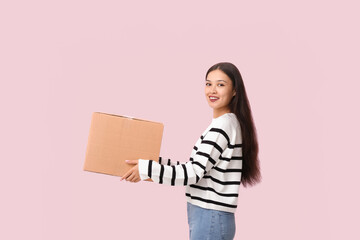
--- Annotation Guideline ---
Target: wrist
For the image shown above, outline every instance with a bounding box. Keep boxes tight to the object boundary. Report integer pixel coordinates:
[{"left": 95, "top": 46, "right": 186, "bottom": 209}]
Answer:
[{"left": 138, "top": 159, "right": 150, "bottom": 180}]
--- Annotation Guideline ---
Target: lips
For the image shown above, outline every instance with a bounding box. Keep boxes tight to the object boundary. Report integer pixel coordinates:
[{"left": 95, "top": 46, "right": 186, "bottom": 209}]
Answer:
[{"left": 209, "top": 96, "right": 219, "bottom": 102}]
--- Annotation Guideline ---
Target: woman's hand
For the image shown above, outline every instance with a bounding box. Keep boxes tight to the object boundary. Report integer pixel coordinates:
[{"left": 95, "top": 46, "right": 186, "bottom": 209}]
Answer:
[{"left": 120, "top": 159, "right": 141, "bottom": 183}]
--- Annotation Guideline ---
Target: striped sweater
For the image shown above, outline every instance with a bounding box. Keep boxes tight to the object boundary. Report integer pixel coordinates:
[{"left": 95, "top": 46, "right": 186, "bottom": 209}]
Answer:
[{"left": 138, "top": 112, "right": 243, "bottom": 213}]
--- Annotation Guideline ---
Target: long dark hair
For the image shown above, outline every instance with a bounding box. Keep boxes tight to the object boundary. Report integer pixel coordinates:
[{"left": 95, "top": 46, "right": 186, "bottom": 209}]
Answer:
[{"left": 205, "top": 62, "right": 261, "bottom": 187}]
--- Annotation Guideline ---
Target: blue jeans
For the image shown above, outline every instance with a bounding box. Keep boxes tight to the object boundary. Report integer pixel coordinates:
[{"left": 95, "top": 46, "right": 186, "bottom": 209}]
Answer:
[{"left": 187, "top": 202, "right": 236, "bottom": 240}]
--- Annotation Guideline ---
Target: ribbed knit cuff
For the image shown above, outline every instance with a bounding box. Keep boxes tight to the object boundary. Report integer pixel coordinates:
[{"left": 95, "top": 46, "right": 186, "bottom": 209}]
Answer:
[{"left": 138, "top": 159, "right": 150, "bottom": 180}]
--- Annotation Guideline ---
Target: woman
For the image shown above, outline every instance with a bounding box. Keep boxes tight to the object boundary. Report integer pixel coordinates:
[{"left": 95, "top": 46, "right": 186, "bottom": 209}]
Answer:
[{"left": 121, "top": 62, "right": 261, "bottom": 240}]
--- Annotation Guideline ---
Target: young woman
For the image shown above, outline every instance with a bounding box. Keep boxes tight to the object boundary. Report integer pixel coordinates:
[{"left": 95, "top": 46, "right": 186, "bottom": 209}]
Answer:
[{"left": 121, "top": 62, "right": 261, "bottom": 240}]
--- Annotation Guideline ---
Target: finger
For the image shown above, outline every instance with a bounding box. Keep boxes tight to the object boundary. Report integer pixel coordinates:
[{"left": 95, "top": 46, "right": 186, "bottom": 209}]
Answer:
[
  {"left": 121, "top": 169, "right": 132, "bottom": 181},
  {"left": 125, "top": 159, "right": 138, "bottom": 165},
  {"left": 131, "top": 174, "right": 140, "bottom": 183},
  {"left": 127, "top": 172, "right": 135, "bottom": 182},
  {"left": 135, "top": 175, "right": 141, "bottom": 182}
]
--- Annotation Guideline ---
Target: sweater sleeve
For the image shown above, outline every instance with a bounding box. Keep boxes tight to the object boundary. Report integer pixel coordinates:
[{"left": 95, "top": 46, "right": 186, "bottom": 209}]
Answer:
[
  {"left": 138, "top": 120, "right": 232, "bottom": 185},
  {"left": 158, "top": 156, "right": 181, "bottom": 166}
]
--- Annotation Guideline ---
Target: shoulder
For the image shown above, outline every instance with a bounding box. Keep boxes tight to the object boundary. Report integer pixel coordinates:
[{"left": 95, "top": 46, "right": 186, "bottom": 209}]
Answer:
[
  {"left": 211, "top": 113, "right": 239, "bottom": 131},
  {"left": 209, "top": 113, "right": 239, "bottom": 139}
]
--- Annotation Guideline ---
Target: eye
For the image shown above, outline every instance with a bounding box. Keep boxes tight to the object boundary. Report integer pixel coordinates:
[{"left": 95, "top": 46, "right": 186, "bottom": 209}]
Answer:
[
  {"left": 218, "top": 84, "right": 225, "bottom": 86},
  {"left": 206, "top": 83, "right": 211, "bottom": 86}
]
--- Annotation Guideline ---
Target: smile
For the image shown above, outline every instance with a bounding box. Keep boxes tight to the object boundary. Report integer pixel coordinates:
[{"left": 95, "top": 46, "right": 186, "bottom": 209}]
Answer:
[{"left": 209, "top": 96, "right": 219, "bottom": 102}]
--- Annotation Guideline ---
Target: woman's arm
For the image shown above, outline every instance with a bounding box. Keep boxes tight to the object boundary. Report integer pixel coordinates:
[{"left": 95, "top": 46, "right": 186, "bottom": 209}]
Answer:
[
  {"left": 158, "top": 156, "right": 181, "bottom": 166},
  {"left": 121, "top": 157, "right": 182, "bottom": 182},
  {"left": 138, "top": 121, "right": 233, "bottom": 186}
]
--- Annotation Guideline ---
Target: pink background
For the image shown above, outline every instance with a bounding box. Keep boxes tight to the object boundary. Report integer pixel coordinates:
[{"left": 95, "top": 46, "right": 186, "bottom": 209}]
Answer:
[{"left": 1, "top": 0, "right": 359, "bottom": 239}]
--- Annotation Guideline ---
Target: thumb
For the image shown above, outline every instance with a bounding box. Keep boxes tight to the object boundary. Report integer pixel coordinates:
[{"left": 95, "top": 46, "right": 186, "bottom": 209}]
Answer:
[{"left": 125, "top": 159, "right": 138, "bottom": 164}]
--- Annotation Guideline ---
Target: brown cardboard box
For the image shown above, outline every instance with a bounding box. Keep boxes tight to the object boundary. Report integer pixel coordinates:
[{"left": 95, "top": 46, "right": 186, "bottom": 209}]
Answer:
[{"left": 83, "top": 112, "right": 163, "bottom": 179}]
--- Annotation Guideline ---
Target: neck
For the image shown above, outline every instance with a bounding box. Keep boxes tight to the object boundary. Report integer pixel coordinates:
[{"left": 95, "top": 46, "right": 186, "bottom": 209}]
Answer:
[{"left": 213, "top": 108, "right": 231, "bottom": 119}]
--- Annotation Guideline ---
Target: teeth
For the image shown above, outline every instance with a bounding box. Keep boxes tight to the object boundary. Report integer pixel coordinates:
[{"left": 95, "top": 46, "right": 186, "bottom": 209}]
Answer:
[{"left": 210, "top": 97, "right": 219, "bottom": 99}]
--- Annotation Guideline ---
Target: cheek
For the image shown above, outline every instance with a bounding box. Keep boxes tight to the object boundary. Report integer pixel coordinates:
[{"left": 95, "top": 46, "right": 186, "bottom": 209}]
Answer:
[
  {"left": 204, "top": 90, "right": 209, "bottom": 99},
  {"left": 223, "top": 90, "right": 233, "bottom": 101},
  {"left": 205, "top": 87, "right": 212, "bottom": 95}
]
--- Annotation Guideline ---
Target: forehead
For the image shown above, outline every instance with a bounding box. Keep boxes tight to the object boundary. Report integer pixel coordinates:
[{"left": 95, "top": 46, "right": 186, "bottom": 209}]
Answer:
[{"left": 206, "top": 69, "right": 231, "bottom": 82}]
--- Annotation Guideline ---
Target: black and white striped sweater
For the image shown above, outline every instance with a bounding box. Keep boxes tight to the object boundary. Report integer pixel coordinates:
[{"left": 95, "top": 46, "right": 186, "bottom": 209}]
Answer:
[{"left": 138, "top": 112, "right": 243, "bottom": 213}]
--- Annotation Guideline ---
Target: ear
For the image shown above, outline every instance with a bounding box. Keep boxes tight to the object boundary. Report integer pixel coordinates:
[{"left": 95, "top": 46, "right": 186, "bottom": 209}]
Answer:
[{"left": 232, "top": 90, "right": 236, "bottom": 97}]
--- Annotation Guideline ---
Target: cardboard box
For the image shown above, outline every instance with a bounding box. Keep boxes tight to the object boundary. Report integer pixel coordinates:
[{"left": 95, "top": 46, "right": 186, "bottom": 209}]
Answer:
[{"left": 83, "top": 112, "right": 163, "bottom": 179}]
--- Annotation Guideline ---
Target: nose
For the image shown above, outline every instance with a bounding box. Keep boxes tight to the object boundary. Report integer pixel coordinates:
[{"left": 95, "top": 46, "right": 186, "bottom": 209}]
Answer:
[{"left": 211, "top": 85, "right": 217, "bottom": 93}]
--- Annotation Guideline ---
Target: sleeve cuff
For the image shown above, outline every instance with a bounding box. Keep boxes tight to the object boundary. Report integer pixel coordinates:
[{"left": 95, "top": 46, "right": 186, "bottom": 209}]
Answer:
[{"left": 138, "top": 159, "right": 150, "bottom": 181}]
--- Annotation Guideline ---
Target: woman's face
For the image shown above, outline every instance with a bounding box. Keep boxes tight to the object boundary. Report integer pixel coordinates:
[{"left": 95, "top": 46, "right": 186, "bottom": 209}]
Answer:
[{"left": 205, "top": 69, "right": 236, "bottom": 114}]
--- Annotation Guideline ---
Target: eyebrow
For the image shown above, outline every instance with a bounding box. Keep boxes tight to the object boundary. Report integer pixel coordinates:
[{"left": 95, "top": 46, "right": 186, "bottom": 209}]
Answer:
[{"left": 206, "top": 79, "right": 227, "bottom": 83}]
